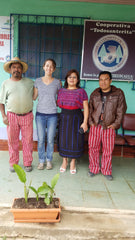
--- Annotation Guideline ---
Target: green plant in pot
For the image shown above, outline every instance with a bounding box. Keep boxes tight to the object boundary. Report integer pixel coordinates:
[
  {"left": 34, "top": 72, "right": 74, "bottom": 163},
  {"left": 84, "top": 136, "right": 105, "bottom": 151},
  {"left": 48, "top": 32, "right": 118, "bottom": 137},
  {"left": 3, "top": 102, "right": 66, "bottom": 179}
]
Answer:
[
  {"left": 29, "top": 173, "right": 60, "bottom": 205},
  {"left": 13, "top": 164, "right": 31, "bottom": 203},
  {"left": 10, "top": 164, "right": 61, "bottom": 223}
]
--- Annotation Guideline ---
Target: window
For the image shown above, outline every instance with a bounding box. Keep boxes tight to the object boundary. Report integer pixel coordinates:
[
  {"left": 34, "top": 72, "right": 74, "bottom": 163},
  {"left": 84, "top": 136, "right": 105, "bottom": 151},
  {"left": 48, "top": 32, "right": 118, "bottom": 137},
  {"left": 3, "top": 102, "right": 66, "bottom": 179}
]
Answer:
[{"left": 11, "top": 14, "right": 86, "bottom": 80}]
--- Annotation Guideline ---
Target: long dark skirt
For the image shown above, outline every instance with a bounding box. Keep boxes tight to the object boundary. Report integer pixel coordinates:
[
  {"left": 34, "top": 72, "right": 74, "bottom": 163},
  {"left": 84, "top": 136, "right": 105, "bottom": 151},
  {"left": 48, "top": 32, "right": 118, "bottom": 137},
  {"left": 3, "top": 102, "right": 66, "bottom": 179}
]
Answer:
[{"left": 58, "top": 109, "right": 84, "bottom": 158}]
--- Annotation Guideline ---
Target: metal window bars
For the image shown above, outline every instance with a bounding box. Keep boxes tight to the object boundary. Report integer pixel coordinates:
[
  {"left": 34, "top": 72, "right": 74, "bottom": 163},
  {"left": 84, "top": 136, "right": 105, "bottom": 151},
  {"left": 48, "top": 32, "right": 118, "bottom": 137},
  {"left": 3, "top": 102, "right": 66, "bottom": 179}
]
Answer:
[{"left": 10, "top": 14, "right": 87, "bottom": 82}]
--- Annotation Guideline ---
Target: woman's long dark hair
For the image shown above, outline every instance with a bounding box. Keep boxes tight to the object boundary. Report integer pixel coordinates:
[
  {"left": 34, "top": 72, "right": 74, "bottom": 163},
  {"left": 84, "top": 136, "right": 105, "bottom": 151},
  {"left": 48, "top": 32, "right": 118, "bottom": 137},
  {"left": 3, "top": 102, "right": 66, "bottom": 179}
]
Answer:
[{"left": 64, "top": 69, "right": 80, "bottom": 89}]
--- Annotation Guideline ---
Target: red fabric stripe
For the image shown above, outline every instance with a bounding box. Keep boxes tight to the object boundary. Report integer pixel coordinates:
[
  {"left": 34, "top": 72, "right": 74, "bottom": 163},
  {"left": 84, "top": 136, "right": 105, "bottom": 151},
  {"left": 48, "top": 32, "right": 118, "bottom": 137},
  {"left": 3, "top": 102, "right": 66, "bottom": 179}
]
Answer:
[
  {"left": 7, "top": 112, "right": 33, "bottom": 166},
  {"left": 88, "top": 125, "right": 115, "bottom": 175}
]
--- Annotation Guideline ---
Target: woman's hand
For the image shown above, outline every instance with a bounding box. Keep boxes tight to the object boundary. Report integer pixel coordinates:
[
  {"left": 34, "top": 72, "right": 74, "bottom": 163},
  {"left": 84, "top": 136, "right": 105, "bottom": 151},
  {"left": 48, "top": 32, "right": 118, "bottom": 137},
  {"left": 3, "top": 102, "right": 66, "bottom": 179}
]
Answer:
[
  {"left": 80, "top": 122, "right": 88, "bottom": 133},
  {"left": 81, "top": 100, "right": 89, "bottom": 132}
]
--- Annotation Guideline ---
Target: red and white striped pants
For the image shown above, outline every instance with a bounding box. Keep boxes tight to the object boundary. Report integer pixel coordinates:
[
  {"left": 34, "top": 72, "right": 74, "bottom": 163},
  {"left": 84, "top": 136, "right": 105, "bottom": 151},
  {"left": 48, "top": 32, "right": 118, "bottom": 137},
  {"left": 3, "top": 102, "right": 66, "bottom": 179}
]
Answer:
[
  {"left": 88, "top": 125, "right": 115, "bottom": 175},
  {"left": 7, "top": 111, "right": 33, "bottom": 167}
]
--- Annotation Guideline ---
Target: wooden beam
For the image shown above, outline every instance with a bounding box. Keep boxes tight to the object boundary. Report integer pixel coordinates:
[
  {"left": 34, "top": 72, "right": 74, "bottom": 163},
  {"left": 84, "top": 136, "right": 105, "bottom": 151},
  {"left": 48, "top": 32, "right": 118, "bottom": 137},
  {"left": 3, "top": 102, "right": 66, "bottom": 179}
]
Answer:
[
  {"left": 0, "top": 140, "right": 135, "bottom": 158},
  {"left": 56, "top": 0, "right": 135, "bottom": 5}
]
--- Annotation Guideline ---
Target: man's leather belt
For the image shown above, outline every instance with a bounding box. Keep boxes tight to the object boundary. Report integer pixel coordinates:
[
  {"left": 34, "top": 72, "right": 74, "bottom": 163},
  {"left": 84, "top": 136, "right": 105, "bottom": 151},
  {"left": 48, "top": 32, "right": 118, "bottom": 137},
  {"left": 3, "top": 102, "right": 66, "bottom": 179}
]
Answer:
[{"left": 16, "top": 111, "right": 32, "bottom": 116}]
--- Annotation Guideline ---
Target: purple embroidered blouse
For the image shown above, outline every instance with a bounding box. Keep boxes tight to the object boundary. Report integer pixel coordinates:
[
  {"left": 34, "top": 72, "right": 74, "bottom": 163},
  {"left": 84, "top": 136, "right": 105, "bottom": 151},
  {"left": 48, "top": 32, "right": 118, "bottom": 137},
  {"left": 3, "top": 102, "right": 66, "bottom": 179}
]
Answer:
[{"left": 57, "top": 88, "right": 88, "bottom": 110}]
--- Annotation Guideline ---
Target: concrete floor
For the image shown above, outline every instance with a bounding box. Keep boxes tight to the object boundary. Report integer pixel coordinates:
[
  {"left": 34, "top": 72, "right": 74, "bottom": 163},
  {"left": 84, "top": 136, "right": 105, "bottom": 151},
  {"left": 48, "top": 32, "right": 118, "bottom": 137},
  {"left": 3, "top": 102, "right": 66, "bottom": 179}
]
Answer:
[
  {"left": 1, "top": 207, "right": 135, "bottom": 240},
  {"left": 0, "top": 151, "right": 135, "bottom": 211},
  {"left": 0, "top": 151, "right": 135, "bottom": 240}
]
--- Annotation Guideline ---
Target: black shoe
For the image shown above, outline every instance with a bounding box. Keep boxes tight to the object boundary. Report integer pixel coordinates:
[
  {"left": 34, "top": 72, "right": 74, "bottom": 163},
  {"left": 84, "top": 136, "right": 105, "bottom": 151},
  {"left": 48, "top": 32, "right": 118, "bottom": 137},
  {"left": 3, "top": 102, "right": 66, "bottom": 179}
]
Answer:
[
  {"left": 25, "top": 166, "right": 32, "bottom": 172},
  {"left": 88, "top": 171, "right": 95, "bottom": 177},
  {"left": 9, "top": 166, "right": 15, "bottom": 173},
  {"left": 104, "top": 175, "right": 113, "bottom": 181}
]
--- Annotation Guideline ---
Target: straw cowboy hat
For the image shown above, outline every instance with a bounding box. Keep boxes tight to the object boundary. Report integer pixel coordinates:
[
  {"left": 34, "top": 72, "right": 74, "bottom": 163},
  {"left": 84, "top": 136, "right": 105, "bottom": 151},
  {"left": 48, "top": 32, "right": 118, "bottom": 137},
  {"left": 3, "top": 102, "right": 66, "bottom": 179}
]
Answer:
[{"left": 3, "top": 57, "right": 28, "bottom": 73}]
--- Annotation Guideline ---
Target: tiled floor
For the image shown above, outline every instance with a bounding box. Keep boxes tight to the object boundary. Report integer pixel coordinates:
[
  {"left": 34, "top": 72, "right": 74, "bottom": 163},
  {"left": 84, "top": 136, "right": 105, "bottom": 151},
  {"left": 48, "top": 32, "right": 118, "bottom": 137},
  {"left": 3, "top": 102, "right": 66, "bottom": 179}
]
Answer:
[{"left": 0, "top": 151, "right": 135, "bottom": 211}]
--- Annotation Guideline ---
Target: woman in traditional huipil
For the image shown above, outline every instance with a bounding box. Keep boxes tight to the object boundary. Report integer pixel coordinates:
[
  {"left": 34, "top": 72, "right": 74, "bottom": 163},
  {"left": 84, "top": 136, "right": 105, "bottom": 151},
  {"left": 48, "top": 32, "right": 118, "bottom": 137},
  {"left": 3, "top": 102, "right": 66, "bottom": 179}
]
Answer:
[{"left": 57, "top": 69, "right": 88, "bottom": 174}]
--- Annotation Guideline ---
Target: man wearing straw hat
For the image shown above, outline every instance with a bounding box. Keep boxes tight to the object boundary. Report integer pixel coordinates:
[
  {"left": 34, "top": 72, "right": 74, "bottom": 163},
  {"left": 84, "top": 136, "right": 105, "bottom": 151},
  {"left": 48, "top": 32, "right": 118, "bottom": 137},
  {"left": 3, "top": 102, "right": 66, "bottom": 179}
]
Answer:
[{"left": 0, "top": 57, "right": 34, "bottom": 172}]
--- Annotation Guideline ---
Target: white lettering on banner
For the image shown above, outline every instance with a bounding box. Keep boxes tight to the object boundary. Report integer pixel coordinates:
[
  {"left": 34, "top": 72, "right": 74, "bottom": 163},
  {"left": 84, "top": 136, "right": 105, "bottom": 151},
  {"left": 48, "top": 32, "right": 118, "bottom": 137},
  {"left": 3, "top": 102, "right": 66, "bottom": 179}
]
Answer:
[
  {"left": 0, "top": 16, "right": 13, "bottom": 63},
  {"left": 96, "top": 21, "right": 131, "bottom": 29},
  {"left": 89, "top": 21, "right": 133, "bottom": 35},
  {"left": 92, "top": 28, "right": 132, "bottom": 35}
]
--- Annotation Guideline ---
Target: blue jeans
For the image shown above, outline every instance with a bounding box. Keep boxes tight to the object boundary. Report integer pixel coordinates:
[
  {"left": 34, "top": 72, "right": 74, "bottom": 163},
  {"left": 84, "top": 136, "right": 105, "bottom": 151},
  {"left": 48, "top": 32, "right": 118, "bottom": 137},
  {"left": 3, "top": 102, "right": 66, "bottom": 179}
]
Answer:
[{"left": 36, "top": 112, "right": 58, "bottom": 163}]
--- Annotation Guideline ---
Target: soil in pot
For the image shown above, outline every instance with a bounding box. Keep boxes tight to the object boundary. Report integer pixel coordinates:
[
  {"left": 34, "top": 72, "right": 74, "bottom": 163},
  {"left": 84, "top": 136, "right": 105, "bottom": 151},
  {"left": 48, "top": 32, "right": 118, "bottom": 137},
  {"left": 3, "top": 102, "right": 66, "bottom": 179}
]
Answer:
[{"left": 12, "top": 197, "right": 60, "bottom": 209}]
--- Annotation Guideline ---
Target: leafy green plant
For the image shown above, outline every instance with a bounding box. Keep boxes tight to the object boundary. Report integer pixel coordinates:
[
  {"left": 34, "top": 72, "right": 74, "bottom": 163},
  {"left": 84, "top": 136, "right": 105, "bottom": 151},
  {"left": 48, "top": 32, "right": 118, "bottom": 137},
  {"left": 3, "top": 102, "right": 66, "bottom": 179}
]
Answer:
[
  {"left": 28, "top": 185, "right": 40, "bottom": 201},
  {"left": 13, "top": 164, "right": 60, "bottom": 205},
  {"left": 30, "top": 173, "right": 60, "bottom": 205},
  {"left": 13, "top": 164, "right": 31, "bottom": 203},
  {"left": 2, "top": 237, "right": 7, "bottom": 240}
]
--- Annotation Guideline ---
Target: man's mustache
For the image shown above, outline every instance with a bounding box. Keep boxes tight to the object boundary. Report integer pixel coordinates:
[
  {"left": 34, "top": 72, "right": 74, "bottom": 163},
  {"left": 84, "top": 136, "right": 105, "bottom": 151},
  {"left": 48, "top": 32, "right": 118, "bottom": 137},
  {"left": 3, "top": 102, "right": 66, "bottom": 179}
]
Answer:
[{"left": 13, "top": 71, "right": 20, "bottom": 74}]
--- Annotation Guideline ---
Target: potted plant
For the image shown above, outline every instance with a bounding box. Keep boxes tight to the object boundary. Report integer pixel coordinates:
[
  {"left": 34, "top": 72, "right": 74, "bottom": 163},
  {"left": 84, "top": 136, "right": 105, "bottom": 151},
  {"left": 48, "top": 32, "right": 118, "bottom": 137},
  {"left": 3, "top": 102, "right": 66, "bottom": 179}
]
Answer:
[{"left": 10, "top": 164, "right": 61, "bottom": 223}]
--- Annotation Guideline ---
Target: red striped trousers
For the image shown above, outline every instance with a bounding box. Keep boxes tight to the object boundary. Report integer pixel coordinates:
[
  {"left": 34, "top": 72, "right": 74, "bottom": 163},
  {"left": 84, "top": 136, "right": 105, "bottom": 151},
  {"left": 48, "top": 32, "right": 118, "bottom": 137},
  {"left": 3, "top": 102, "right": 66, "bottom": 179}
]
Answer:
[
  {"left": 7, "top": 111, "right": 33, "bottom": 167},
  {"left": 88, "top": 125, "right": 115, "bottom": 175}
]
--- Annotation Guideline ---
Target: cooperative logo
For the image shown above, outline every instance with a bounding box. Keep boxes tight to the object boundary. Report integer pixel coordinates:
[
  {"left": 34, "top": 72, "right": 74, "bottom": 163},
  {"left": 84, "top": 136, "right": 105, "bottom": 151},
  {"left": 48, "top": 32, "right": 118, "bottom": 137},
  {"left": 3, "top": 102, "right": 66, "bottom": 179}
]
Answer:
[{"left": 92, "top": 35, "right": 128, "bottom": 72}]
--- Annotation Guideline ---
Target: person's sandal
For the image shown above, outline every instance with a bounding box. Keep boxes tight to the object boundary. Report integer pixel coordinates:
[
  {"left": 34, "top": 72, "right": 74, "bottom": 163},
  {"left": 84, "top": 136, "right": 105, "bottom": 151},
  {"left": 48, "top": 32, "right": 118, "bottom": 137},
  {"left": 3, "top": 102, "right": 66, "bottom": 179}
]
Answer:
[
  {"left": 46, "top": 161, "right": 52, "bottom": 170},
  {"left": 60, "top": 166, "right": 66, "bottom": 173},
  {"left": 70, "top": 169, "right": 76, "bottom": 175},
  {"left": 37, "top": 163, "right": 44, "bottom": 170}
]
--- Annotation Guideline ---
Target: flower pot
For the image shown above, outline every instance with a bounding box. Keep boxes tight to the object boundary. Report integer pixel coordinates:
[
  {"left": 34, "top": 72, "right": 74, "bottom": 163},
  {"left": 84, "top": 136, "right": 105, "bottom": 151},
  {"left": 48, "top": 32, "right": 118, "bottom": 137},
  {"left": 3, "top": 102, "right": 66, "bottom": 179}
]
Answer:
[{"left": 10, "top": 198, "right": 61, "bottom": 223}]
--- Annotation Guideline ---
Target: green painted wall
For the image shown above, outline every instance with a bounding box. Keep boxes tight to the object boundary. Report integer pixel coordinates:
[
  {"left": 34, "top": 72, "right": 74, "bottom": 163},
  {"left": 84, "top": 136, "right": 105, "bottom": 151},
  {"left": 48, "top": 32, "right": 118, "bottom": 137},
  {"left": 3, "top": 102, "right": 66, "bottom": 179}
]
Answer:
[
  {"left": 0, "top": 0, "right": 135, "bottom": 21},
  {"left": 0, "top": 0, "right": 135, "bottom": 138}
]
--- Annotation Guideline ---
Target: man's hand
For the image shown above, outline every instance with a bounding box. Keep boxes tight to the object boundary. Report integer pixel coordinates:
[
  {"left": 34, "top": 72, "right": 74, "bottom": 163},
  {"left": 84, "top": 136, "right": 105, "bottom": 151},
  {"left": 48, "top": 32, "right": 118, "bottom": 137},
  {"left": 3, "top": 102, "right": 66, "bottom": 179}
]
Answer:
[
  {"left": 3, "top": 115, "right": 9, "bottom": 125},
  {"left": 107, "top": 125, "right": 115, "bottom": 129},
  {"left": 0, "top": 104, "right": 9, "bottom": 125}
]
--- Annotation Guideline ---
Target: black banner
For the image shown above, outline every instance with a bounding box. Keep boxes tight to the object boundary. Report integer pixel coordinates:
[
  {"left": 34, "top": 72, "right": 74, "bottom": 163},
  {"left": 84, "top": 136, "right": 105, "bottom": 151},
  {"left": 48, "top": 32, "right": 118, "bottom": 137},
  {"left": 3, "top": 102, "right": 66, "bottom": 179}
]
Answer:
[{"left": 80, "top": 20, "right": 135, "bottom": 81}]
